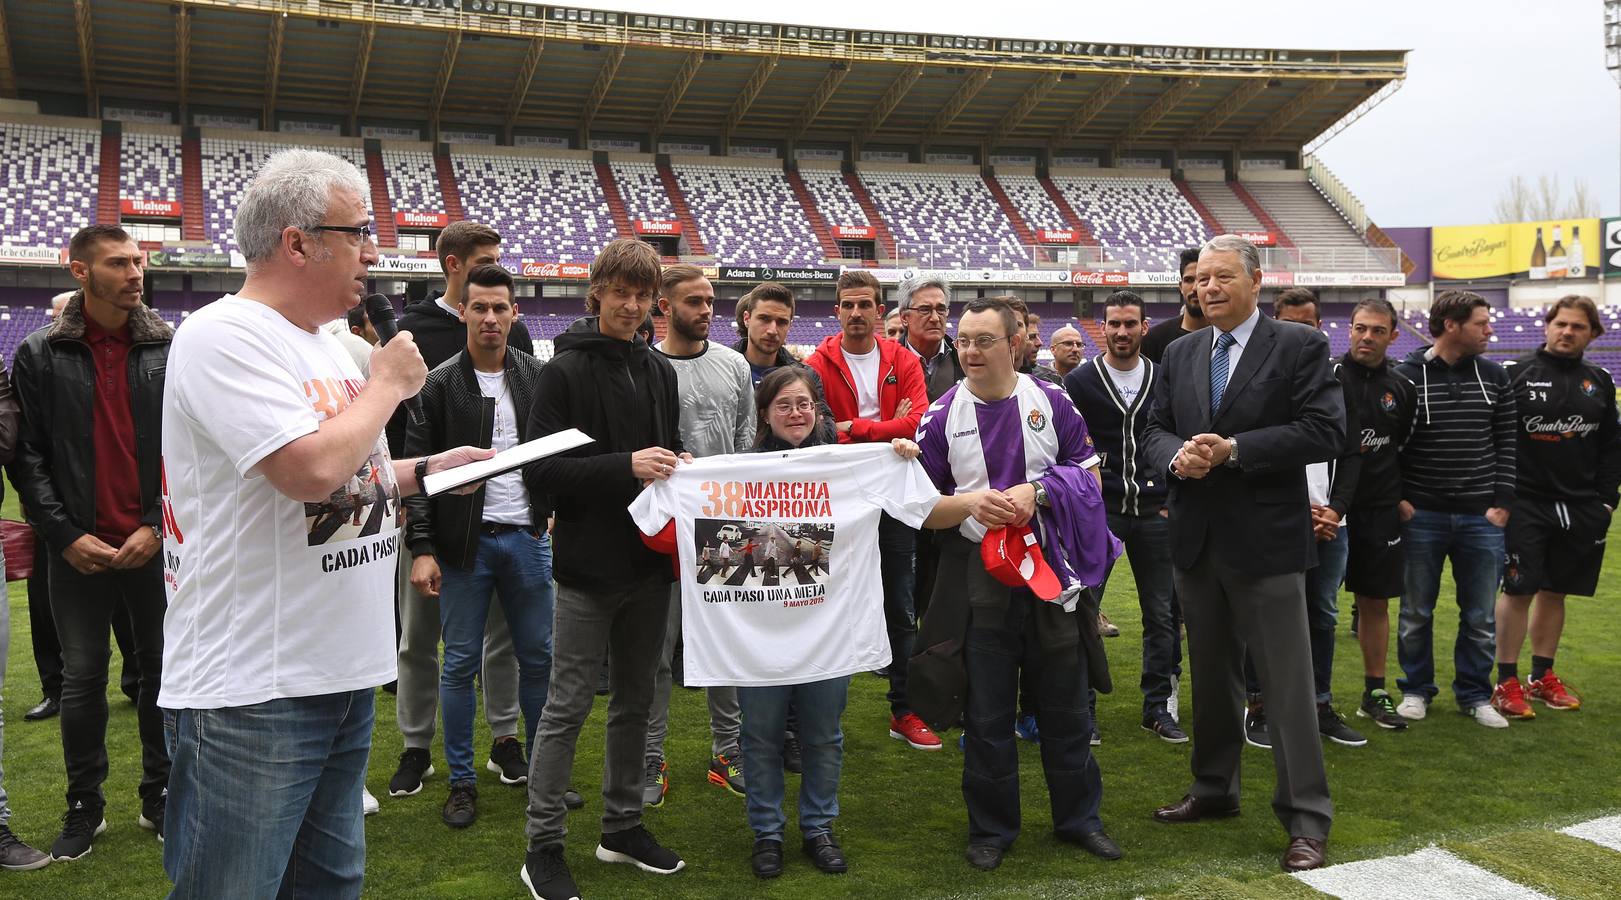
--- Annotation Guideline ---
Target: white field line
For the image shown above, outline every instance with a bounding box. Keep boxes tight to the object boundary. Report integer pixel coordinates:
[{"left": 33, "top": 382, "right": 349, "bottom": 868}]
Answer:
[
  {"left": 1291, "top": 845, "right": 1552, "bottom": 900},
  {"left": 1561, "top": 815, "right": 1621, "bottom": 853}
]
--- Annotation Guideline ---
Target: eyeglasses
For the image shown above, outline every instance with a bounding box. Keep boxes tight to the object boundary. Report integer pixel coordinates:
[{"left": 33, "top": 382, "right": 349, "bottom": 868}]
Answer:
[
  {"left": 906, "top": 304, "right": 949, "bottom": 318},
  {"left": 960, "top": 334, "right": 1010, "bottom": 351},
  {"left": 771, "top": 400, "right": 816, "bottom": 414},
  {"left": 307, "top": 223, "right": 375, "bottom": 243}
]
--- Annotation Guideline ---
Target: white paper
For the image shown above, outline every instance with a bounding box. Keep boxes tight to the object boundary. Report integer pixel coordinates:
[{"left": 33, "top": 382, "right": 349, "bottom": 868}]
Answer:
[{"left": 421, "top": 429, "right": 594, "bottom": 497}]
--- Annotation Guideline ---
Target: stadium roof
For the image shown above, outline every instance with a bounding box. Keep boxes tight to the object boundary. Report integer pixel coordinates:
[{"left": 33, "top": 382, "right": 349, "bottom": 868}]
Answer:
[{"left": 0, "top": 0, "right": 1407, "bottom": 151}]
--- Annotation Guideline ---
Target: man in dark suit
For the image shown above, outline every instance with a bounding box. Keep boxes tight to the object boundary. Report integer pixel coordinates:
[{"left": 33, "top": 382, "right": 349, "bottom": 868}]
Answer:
[{"left": 1141, "top": 235, "right": 1345, "bottom": 873}]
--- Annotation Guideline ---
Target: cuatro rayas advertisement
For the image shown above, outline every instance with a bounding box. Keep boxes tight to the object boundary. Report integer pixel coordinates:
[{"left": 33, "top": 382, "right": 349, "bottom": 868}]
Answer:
[{"left": 1432, "top": 219, "right": 1599, "bottom": 280}]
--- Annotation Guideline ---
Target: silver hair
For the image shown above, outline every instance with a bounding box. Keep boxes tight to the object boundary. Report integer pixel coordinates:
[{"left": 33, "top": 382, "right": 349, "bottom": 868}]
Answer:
[
  {"left": 895, "top": 273, "right": 952, "bottom": 312},
  {"left": 235, "top": 148, "right": 371, "bottom": 265},
  {"left": 1201, "top": 233, "right": 1262, "bottom": 275}
]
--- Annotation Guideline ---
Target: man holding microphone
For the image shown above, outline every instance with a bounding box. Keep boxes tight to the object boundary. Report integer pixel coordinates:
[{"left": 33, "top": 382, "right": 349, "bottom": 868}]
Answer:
[{"left": 159, "top": 149, "right": 490, "bottom": 898}]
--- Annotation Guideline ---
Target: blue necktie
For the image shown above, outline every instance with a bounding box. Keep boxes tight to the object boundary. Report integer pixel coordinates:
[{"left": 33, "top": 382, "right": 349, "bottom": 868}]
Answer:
[{"left": 1210, "top": 331, "right": 1236, "bottom": 416}]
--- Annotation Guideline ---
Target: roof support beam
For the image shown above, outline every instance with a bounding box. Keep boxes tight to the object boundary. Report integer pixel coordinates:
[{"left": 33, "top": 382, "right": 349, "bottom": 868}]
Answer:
[
  {"left": 1181, "top": 78, "right": 1266, "bottom": 145},
  {"left": 427, "top": 31, "right": 462, "bottom": 135},
  {"left": 175, "top": 7, "right": 192, "bottom": 122},
  {"left": 1247, "top": 80, "right": 1335, "bottom": 144},
  {"left": 650, "top": 51, "right": 703, "bottom": 142},
  {"left": 260, "top": 12, "right": 283, "bottom": 126},
  {"left": 1048, "top": 74, "right": 1129, "bottom": 146},
  {"left": 0, "top": 3, "right": 16, "bottom": 98},
  {"left": 73, "top": 0, "right": 97, "bottom": 113},
  {"left": 921, "top": 67, "right": 991, "bottom": 147},
  {"left": 504, "top": 37, "right": 545, "bottom": 133},
  {"left": 855, "top": 65, "right": 923, "bottom": 147},
  {"left": 1119, "top": 77, "right": 1201, "bottom": 144},
  {"left": 579, "top": 44, "right": 626, "bottom": 142},
  {"left": 989, "top": 70, "right": 1059, "bottom": 146},
  {"left": 347, "top": 23, "right": 376, "bottom": 130},
  {"left": 789, "top": 64, "right": 848, "bottom": 143},
  {"left": 720, "top": 55, "right": 777, "bottom": 147}
]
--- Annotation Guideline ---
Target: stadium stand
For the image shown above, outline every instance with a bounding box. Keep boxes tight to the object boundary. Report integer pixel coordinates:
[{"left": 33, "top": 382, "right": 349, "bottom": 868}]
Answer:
[
  {"left": 996, "top": 173, "right": 1073, "bottom": 233},
  {"left": 1053, "top": 174, "right": 1212, "bottom": 271},
  {"left": 200, "top": 138, "right": 367, "bottom": 253},
  {"left": 1242, "top": 180, "right": 1380, "bottom": 270},
  {"left": 381, "top": 147, "right": 446, "bottom": 215},
  {"left": 798, "top": 167, "right": 869, "bottom": 229},
  {"left": 0, "top": 122, "right": 100, "bottom": 249},
  {"left": 610, "top": 160, "right": 677, "bottom": 223},
  {"left": 452, "top": 152, "right": 616, "bottom": 266},
  {"left": 674, "top": 161, "right": 823, "bottom": 267},
  {"left": 120, "top": 131, "right": 182, "bottom": 204},
  {"left": 1186, "top": 180, "right": 1270, "bottom": 236},
  {"left": 860, "top": 168, "right": 1026, "bottom": 268}
]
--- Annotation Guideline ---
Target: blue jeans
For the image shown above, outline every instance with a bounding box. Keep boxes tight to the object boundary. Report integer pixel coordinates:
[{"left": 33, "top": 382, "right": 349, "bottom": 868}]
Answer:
[
  {"left": 1103, "top": 511, "right": 1181, "bottom": 714},
  {"left": 439, "top": 529, "right": 554, "bottom": 784},
  {"left": 1305, "top": 526, "right": 1349, "bottom": 704},
  {"left": 164, "top": 690, "right": 373, "bottom": 899},
  {"left": 738, "top": 676, "right": 850, "bottom": 841},
  {"left": 1398, "top": 509, "right": 1503, "bottom": 708},
  {"left": 878, "top": 514, "right": 917, "bottom": 716}
]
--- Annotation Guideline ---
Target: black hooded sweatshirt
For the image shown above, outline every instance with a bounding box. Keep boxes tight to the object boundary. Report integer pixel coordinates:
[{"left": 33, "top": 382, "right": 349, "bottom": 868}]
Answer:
[
  {"left": 1393, "top": 345, "right": 1517, "bottom": 514},
  {"left": 1337, "top": 352, "right": 1416, "bottom": 510},
  {"left": 522, "top": 316, "right": 684, "bottom": 591}
]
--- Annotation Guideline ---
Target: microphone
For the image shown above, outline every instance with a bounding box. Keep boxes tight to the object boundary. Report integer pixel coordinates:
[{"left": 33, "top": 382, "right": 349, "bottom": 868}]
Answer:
[{"left": 363, "top": 293, "right": 425, "bottom": 427}]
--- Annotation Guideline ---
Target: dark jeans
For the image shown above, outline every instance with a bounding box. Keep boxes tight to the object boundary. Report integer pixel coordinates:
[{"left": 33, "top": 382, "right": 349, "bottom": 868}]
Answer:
[
  {"left": 963, "top": 591, "right": 1103, "bottom": 849},
  {"left": 49, "top": 554, "right": 169, "bottom": 808},
  {"left": 879, "top": 513, "right": 916, "bottom": 717},
  {"left": 29, "top": 529, "right": 139, "bottom": 702},
  {"left": 1103, "top": 511, "right": 1181, "bottom": 714},
  {"left": 913, "top": 527, "right": 944, "bottom": 620},
  {"left": 1398, "top": 508, "right": 1503, "bottom": 708}
]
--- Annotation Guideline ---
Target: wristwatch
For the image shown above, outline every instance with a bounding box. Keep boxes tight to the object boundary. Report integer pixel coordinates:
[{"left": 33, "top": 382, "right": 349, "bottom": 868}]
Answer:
[
  {"left": 1032, "top": 480, "right": 1051, "bottom": 508},
  {"left": 1224, "top": 437, "right": 1240, "bottom": 468},
  {"left": 150, "top": 524, "right": 162, "bottom": 542},
  {"left": 415, "top": 455, "right": 431, "bottom": 489}
]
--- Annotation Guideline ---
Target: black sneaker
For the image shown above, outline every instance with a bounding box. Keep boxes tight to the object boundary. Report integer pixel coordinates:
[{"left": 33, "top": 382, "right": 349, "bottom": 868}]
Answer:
[
  {"left": 137, "top": 791, "right": 166, "bottom": 843},
  {"left": 1244, "top": 697, "right": 1271, "bottom": 749},
  {"left": 1089, "top": 722, "right": 1102, "bottom": 746},
  {"left": 1318, "top": 703, "right": 1368, "bottom": 747},
  {"left": 389, "top": 748, "right": 435, "bottom": 797},
  {"left": 564, "top": 788, "right": 585, "bottom": 811},
  {"left": 442, "top": 782, "right": 478, "bottom": 828},
  {"left": 50, "top": 801, "right": 106, "bottom": 861},
  {"left": 1357, "top": 689, "right": 1410, "bottom": 731},
  {"left": 1141, "top": 709, "right": 1189, "bottom": 744},
  {"left": 521, "top": 845, "right": 580, "bottom": 900},
  {"left": 782, "top": 731, "right": 804, "bottom": 774},
  {"left": 487, "top": 739, "right": 529, "bottom": 785},
  {"left": 596, "top": 824, "right": 685, "bottom": 874}
]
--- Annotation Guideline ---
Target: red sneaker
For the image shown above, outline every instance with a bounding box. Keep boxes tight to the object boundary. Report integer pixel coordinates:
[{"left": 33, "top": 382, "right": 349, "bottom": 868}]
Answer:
[
  {"left": 1490, "top": 678, "right": 1536, "bottom": 720},
  {"left": 888, "top": 713, "right": 942, "bottom": 751},
  {"left": 1529, "top": 671, "right": 1582, "bottom": 710}
]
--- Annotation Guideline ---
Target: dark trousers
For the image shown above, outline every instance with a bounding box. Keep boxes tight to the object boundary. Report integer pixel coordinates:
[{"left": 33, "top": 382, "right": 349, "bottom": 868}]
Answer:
[
  {"left": 1175, "top": 548, "right": 1331, "bottom": 841},
  {"left": 913, "top": 527, "right": 944, "bottom": 620},
  {"left": 879, "top": 514, "right": 917, "bottom": 717},
  {"left": 28, "top": 530, "right": 139, "bottom": 702},
  {"left": 963, "top": 591, "right": 1103, "bottom": 849},
  {"left": 49, "top": 554, "right": 170, "bottom": 807},
  {"left": 1103, "top": 511, "right": 1181, "bottom": 714}
]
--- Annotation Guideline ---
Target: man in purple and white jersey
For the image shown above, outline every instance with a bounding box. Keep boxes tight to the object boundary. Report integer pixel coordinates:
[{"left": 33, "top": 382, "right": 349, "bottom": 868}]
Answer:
[{"left": 915, "top": 297, "right": 1121, "bottom": 872}]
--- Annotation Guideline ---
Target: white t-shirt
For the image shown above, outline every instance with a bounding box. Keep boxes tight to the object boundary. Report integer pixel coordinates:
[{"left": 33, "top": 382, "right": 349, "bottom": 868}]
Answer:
[
  {"left": 159, "top": 294, "right": 403, "bottom": 709},
  {"left": 474, "top": 368, "right": 530, "bottom": 525},
  {"left": 630, "top": 443, "right": 939, "bottom": 687},
  {"left": 1103, "top": 359, "right": 1146, "bottom": 405},
  {"left": 841, "top": 345, "right": 881, "bottom": 419}
]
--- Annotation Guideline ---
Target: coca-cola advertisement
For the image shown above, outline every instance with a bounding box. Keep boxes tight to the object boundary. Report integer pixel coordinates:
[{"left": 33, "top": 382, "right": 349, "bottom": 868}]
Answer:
[
  {"left": 521, "top": 261, "right": 590, "bottom": 279},
  {"left": 1069, "top": 270, "right": 1130, "bottom": 287},
  {"left": 832, "top": 225, "right": 875, "bottom": 240},
  {"left": 1038, "top": 229, "right": 1080, "bottom": 244},
  {"left": 634, "top": 220, "right": 681, "bottom": 236},
  {"left": 394, "top": 211, "right": 449, "bottom": 228},
  {"left": 121, "top": 199, "right": 182, "bottom": 218}
]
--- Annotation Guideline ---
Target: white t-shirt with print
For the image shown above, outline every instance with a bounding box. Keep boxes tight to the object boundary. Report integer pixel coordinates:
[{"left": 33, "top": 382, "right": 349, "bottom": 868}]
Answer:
[
  {"left": 1103, "top": 359, "right": 1146, "bottom": 405},
  {"left": 159, "top": 294, "right": 403, "bottom": 710},
  {"left": 630, "top": 443, "right": 939, "bottom": 687},
  {"left": 474, "top": 368, "right": 530, "bottom": 525},
  {"left": 841, "top": 345, "right": 881, "bottom": 419}
]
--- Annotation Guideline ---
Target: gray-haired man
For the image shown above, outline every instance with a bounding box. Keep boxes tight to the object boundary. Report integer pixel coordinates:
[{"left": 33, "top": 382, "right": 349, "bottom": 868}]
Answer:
[{"left": 895, "top": 273, "right": 960, "bottom": 621}]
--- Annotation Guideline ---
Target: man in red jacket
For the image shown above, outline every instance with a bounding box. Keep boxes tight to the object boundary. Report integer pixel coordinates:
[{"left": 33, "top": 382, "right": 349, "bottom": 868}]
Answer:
[{"left": 806, "top": 271, "right": 937, "bottom": 749}]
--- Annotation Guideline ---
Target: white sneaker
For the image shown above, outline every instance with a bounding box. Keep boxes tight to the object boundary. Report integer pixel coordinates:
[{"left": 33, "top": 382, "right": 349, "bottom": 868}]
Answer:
[
  {"left": 1167, "top": 680, "right": 1181, "bottom": 723},
  {"left": 1468, "top": 703, "right": 1510, "bottom": 729},
  {"left": 1395, "top": 695, "right": 1428, "bottom": 720},
  {"left": 362, "top": 787, "right": 380, "bottom": 817}
]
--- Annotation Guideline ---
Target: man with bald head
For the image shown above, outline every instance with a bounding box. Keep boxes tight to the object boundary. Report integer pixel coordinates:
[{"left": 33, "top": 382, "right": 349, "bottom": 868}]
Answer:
[{"left": 1049, "top": 326, "right": 1085, "bottom": 378}]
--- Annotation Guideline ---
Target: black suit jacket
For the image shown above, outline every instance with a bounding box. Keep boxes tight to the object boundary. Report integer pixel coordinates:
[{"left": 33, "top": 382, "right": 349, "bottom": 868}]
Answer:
[{"left": 1142, "top": 313, "right": 1345, "bottom": 577}]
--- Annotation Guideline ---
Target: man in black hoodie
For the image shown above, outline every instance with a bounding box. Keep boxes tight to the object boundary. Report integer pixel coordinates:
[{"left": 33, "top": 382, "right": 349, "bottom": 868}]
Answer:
[
  {"left": 519, "top": 239, "right": 688, "bottom": 900},
  {"left": 1491, "top": 295, "right": 1621, "bottom": 719},
  {"left": 1392, "top": 290, "right": 1516, "bottom": 729}
]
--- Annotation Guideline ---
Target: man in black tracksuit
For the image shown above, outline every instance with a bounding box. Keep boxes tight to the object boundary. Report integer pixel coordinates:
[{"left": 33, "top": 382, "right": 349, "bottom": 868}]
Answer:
[
  {"left": 1066, "top": 290, "right": 1184, "bottom": 743},
  {"left": 1336, "top": 299, "right": 1417, "bottom": 731},
  {"left": 1392, "top": 290, "right": 1516, "bottom": 728},
  {"left": 518, "top": 239, "right": 688, "bottom": 900},
  {"left": 1490, "top": 295, "right": 1621, "bottom": 719}
]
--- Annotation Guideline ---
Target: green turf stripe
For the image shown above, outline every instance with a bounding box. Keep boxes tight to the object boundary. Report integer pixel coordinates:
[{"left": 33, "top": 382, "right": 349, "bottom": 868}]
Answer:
[
  {"left": 1150, "top": 873, "right": 1331, "bottom": 900},
  {"left": 1448, "top": 830, "right": 1621, "bottom": 900}
]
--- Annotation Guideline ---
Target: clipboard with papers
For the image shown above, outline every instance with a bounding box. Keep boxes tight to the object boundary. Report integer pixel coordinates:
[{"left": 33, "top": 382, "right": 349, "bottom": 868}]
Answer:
[{"left": 421, "top": 428, "right": 595, "bottom": 497}]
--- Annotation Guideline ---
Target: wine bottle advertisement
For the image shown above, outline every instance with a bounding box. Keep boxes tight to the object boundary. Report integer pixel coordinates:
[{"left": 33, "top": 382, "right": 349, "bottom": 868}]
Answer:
[{"left": 1431, "top": 218, "right": 1599, "bottom": 281}]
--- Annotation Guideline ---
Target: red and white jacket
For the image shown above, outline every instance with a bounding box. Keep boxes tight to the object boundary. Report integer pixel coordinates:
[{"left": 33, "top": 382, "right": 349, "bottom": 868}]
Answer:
[{"left": 804, "top": 334, "right": 927, "bottom": 443}]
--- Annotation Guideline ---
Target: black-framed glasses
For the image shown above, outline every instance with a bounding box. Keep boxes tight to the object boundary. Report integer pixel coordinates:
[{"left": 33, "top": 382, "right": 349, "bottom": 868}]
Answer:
[
  {"left": 307, "top": 223, "right": 375, "bottom": 243},
  {"left": 961, "top": 334, "right": 1010, "bottom": 351},
  {"left": 907, "top": 304, "right": 950, "bottom": 318}
]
